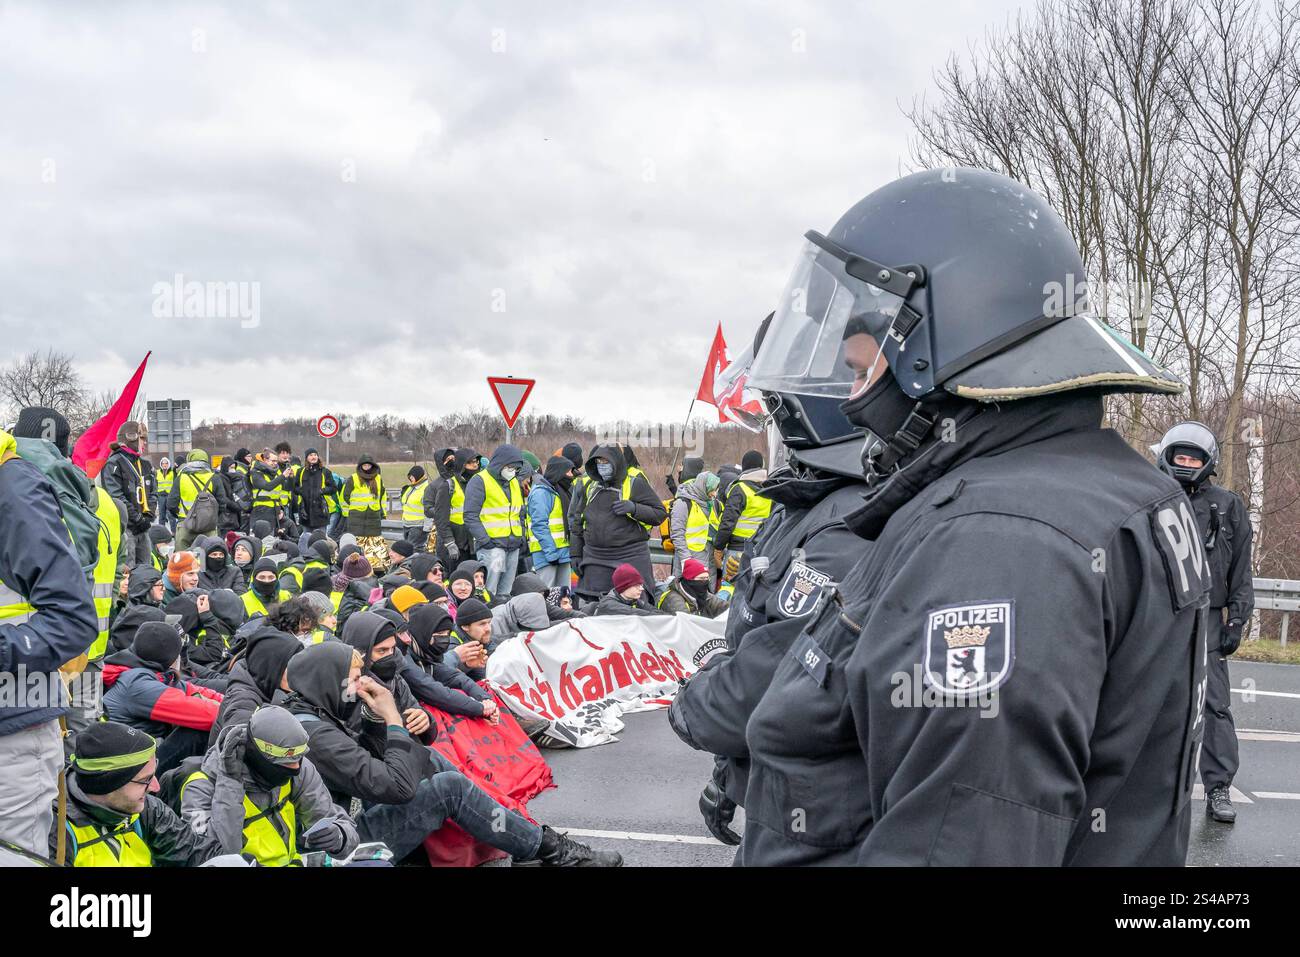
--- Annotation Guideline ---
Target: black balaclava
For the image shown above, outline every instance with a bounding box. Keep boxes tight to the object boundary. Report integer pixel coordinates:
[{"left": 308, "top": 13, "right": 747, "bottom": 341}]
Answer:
[
  {"left": 205, "top": 548, "right": 227, "bottom": 574},
  {"left": 245, "top": 744, "right": 297, "bottom": 789},
  {"left": 683, "top": 578, "right": 711, "bottom": 605},
  {"left": 409, "top": 604, "right": 455, "bottom": 663},
  {"left": 244, "top": 629, "right": 303, "bottom": 700},
  {"left": 251, "top": 558, "right": 280, "bottom": 600}
]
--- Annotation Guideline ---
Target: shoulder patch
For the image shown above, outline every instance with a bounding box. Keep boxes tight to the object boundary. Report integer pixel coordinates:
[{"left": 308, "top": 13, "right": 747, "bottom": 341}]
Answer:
[
  {"left": 776, "top": 560, "right": 833, "bottom": 618},
  {"left": 1149, "top": 497, "right": 1211, "bottom": 611},
  {"left": 923, "top": 601, "right": 1015, "bottom": 696}
]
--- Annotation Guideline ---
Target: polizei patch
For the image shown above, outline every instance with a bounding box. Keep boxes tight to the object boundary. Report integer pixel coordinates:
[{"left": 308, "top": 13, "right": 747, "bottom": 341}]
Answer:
[
  {"left": 777, "top": 560, "right": 833, "bottom": 618},
  {"left": 922, "top": 601, "right": 1015, "bottom": 696}
]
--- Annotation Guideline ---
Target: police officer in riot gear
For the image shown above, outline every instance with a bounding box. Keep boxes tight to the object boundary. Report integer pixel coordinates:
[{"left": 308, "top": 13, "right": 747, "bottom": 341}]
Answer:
[
  {"left": 670, "top": 314, "right": 872, "bottom": 846},
  {"left": 731, "top": 167, "right": 1209, "bottom": 866},
  {"left": 1154, "top": 422, "right": 1254, "bottom": 824}
]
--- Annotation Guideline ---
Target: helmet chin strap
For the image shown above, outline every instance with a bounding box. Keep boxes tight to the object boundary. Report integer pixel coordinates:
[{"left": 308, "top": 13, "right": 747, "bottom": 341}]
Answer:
[{"left": 842, "top": 371, "right": 936, "bottom": 487}]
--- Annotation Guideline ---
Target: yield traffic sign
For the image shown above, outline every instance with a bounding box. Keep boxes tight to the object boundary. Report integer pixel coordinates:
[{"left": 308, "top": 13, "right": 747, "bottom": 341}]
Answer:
[{"left": 487, "top": 376, "right": 535, "bottom": 429}]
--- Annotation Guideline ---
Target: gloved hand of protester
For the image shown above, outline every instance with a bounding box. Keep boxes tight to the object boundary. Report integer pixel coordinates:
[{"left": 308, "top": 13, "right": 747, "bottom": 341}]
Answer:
[
  {"left": 723, "top": 554, "right": 741, "bottom": 582},
  {"left": 1221, "top": 619, "right": 1244, "bottom": 656},
  {"left": 302, "top": 819, "right": 348, "bottom": 854},
  {"left": 698, "top": 780, "right": 741, "bottom": 846},
  {"left": 611, "top": 499, "right": 635, "bottom": 517},
  {"left": 445, "top": 542, "right": 459, "bottom": 563},
  {"left": 220, "top": 726, "right": 248, "bottom": 779}
]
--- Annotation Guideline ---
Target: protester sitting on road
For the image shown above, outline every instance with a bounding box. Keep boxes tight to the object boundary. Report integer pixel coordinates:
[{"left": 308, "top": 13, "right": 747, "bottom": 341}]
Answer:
[
  {"left": 298, "top": 590, "right": 338, "bottom": 644},
  {"left": 657, "top": 558, "right": 728, "bottom": 618},
  {"left": 342, "top": 611, "right": 432, "bottom": 742},
  {"left": 164, "top": 551, "right": 201, "bottom": 603},
  {"left": 281, "top": 642, "right": 620, "bottom": 866},
  {"left": 181, "top": 706, "right": 359, "bottom": 867},
  {"left": 389, "top": 584, "right": 428, "bottom": 618},
  {"left": 101, "top": 622, "right": 223, "bottom": 774},
  {"left": 594, "top": 563, "right": 666, "bottom": 617},
  {"left": 405, "top": 604, "right": 498, "bottom": 721},
  {"left": 208, "top": 624, "right": 302, "bottom": 745},
  {"left": 197, "top": 538, "right": 243, "bottom": 593},
  {"left": 168, "top": 589, "right": 245, "bottom": 673},
  {"left": 57, "top": 722, "right": 221, "bottom": 867},
  {"left": 148, "top": 524, "right": 174, "bottom": 573},
  {"left": 490, "top": 592, "right": 551, "bottom": 641},
  {"left": 123, "top": 564, "right": 165, "bottom": 609},
  {"left": 446, "top": 597, "right": 493, "bottom": 680},
  {"left": 242, "top": 558, "right": 287, "bottom": 618},
  {"left": 510, "top": 572, "right": 585, "bottom": 622}
]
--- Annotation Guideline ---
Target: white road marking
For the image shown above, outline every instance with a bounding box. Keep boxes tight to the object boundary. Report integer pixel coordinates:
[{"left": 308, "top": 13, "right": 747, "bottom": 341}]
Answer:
[
  {"left": 558, "top": 827, "right": 727, "bottom": 846},
  {"left": 1251, "top": 792, "right": 1300, "bottom": 801},
  {"left": 1236, "top": 729, "right": 1300, "bottom": 743},
  {"left": 1191, "top": 784, "right": 1254, "bottom": 803},
  {"left": 1232, "top": 687, "right": 1300, "bottom": 700}
]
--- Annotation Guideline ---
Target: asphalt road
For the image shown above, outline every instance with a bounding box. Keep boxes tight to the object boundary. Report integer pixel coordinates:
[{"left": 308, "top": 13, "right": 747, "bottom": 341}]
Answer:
[{"left": 528, "top": 659, "right": 1300, "bottom": 866}]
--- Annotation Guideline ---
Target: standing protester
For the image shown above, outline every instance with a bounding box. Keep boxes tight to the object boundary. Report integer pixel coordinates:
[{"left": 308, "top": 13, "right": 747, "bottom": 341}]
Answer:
[
  {"left": 167, "top": 449, "right": 227, "bottom": 550},
  {"left": 736, "top": 168, "right": 1205, "bottom": 865},
  {"left": 249, "top": 449, "right": 284, "bottom": 533},
  {"left": 668, "top": 471, "right": 718, "bottom": 577},
  {"left": 340, "top": 454, "right": 388, "bottom": 573},
  {"left": 462, "top": 444, "right": 527, "bottom": 597},
  {"left": 215, "top": 458, "right": 244, "bottom": 535},
  {"left": 527, "top": 455, "right": 575, "bottom": 588},
  {"left": 228, "top": 448, "right": 254, "bottom": 530},
  {"left": 296, "top": 448, "right": 336, "bottom": 535},
  {"left": 569, "top": 445, "right": 667, "bottom": 603},
  {"left": 0, "top": 425, "right": 98, "bottom": 865},
  {"left": 101, "top": 420, "right": 156, "bottom": 565},
  {"left": 446, "top": 447, "right": 480, "bottom": 561},
  {"left": 153, "top": 456, "right": 175, "bottom": 525},
  {"left": 400, "top": 465, "right": 430, "bottom": 552},
  {"left": 274, "top": 442, "right": 300, "bottom": 525},
  {"left": 712, "top": 450, "right": 772, "bottom": 580},
  {"left": 1154, "top": 423, "right": 1255, "bottom": 825},
  {"left": 428, "top": 448, "right": 459, "bottom": 569}
]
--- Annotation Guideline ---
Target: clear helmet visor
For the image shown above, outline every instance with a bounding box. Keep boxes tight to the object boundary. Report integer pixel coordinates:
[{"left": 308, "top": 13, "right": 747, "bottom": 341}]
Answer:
[
  {"left": 713, "top": 343, "right": 767, "bottom": 433},
  {"left": 749, "top": 238, "right": 907, "bottom": 400}
]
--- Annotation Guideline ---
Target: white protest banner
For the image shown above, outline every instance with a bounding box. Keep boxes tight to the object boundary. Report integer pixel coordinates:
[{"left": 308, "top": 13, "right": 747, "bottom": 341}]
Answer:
[{"left": 487, "top": 613, "right": 728, "bottom": 748}]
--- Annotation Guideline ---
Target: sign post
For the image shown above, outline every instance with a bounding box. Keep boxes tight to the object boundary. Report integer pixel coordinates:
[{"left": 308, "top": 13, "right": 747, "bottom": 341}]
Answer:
[
  {"left": 146, "top": 399, "right": 192, "bottom": 464},
  {"left": 317, "top": 413, "right": 341, "bottom": 467},
  {"left": 487, "top": 376, "right": 535, "bottom": 445}
]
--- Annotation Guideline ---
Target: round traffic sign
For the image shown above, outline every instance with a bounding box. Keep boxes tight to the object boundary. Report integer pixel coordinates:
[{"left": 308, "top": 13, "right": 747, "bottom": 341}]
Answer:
[{"left": 316, "top": 414, "right": 340, "bottom": 439}]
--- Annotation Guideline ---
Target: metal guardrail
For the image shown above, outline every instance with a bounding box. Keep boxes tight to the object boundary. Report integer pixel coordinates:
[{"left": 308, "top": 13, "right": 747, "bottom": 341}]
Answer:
[{"left": 1252, "top": 578, "right": 1300, "bottom": 647}]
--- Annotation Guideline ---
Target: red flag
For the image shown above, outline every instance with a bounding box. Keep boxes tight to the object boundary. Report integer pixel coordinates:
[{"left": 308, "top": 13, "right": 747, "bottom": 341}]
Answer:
[
  {"left": 73, "top": 352, "right": 151, "bottom": 478},
  {"left": 715, "top": 367, "right": 765, "bottom": 425},
  {"left": 695, "top": 323, "right": 729, "bottom": 404}
]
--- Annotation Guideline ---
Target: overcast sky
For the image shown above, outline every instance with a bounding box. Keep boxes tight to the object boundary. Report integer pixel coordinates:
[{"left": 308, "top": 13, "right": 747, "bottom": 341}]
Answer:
[{"left": 0, "top": 0, "right": 1027, "bottom": 428}]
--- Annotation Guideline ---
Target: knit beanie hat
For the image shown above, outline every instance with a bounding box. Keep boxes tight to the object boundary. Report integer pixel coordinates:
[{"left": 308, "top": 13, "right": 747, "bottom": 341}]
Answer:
[
  {"left": 612, "top": 563, "right": 643, "bottom": 593},
  {"left": 454, "top": 597, "right": 492, "bottom": 627},
  {"left": 167, "top": 551, "right": 199, "bottom": 589},
  {"left": 71, "top": 722, "right": 157, "bottom": 795},
  {"left": 391, "top": 584, "right": 429, "bottom": 614}
]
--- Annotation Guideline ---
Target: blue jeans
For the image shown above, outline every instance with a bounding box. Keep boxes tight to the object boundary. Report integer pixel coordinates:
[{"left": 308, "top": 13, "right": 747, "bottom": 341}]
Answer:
[
  {"left": 534, "top": 562, "right": 571, "bottom": 589},
  {"left": 355, "top": 764, "right": 542, "bottom": 862},
  {"left": 478, "top": 546, "right": 519, "bottom": 597},
  {"left": 326, "top": 512, "right": 344, "bottom": 540}
]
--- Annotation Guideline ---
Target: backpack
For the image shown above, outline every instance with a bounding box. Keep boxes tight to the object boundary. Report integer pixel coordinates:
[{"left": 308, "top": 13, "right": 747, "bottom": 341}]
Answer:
[
  {"left": 13, "top": 437, "right": 101, "bottom": 574},
  {"left": 181, "top": 470, "right": 219, "bottom": 534}
]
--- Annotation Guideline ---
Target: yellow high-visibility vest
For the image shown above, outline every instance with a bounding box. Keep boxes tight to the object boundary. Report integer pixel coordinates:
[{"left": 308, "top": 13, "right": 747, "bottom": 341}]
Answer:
[
  {"left": 477, "top": 471, "right": 523, "bottom": 539},
  {"left": 184, "top": 771, "right": 299, "bottom": 867},
  {"left": 176, "top": 468, "right": 216, "bottom": 519},
  {"left": 89, "top": 488, "right": 121, "bottom": 661},
  {"left": 67, "top": 816, "right": 153, "bottom": 867},
  {"left": 342, "top": 474, "right": 384, "bottom": 517},
  {"left": 154, "top": 469, "right": 175, "bottom": 495},
  {"left": 733, "top": 481, "right": 773, "bottom": 540},
  {"left": 527, "top": 490, "right": 569, "bottom": 553},
  {"left": 681, "top": 499, "right": 710, "bottom": 553},
  {"left": 401, "top": 480, "right": 429, "bottom": 524},
  {"left": 448, "top": 477, "right": 465, "bottom": 526}
]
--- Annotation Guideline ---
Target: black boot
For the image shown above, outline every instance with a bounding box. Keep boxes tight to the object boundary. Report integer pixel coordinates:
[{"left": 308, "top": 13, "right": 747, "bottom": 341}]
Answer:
[
  {"left": 535, "top": 826, "right": 623, "bottom": 867},
  {"left": 1206, "top": 785, "right": 1237, "bottom": 824}
]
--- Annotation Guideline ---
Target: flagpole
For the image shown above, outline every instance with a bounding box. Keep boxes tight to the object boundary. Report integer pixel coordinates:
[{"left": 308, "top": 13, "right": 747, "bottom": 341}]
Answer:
[{"left": 667, "top": 395, "right": 696, "bottom": 485}]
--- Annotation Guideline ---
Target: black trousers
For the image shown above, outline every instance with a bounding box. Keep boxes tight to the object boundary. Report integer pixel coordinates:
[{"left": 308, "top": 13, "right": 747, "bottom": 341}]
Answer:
[{"left": 1199, "top": 617, "right": 1239, "bottom": 790}]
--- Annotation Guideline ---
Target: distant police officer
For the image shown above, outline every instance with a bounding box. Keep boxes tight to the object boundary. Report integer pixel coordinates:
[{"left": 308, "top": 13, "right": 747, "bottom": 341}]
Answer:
[
  {"left": 732, "top": 168, "right": 1210, "bottom": 866},
  {"left": 670, "top": 315, "right": 871, "bottom": 846},
  {"left": 1154, "top": 422, "right": 1254, "bottom": 824}
]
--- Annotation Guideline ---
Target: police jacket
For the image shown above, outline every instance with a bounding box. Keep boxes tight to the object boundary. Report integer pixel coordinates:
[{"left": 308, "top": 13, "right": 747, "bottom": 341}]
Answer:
[
  {"left": 741, "top": 392, "right": 1210, "bottom": 866},
  {"left": 1185, "top": 481, "right": 1254, "bottom": 627}
]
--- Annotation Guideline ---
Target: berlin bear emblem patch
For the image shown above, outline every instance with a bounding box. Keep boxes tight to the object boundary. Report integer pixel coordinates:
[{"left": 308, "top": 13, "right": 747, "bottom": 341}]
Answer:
[
  {"left": 922, "top": 601, "right": 1015, "bottom": 696},
  {"left": 777, "top": 561, "right": 832, "bottom": 618}
]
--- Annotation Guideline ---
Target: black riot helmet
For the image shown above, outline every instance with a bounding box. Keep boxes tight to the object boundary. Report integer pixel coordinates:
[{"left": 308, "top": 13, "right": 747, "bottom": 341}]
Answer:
[
  {"left": 1152, "top": 422, "right": 1218, "bottom": 488},
  {"left": 749, "top": 168, "right": 1182, "bottom": 481},
  {"left": 719, "top": 312, "right": 865, "bottom": 479}
]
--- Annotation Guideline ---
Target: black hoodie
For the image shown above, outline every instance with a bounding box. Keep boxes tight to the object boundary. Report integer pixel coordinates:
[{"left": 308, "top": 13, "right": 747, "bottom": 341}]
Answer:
[
  {"left": 341, "top": 612, "right": 422, "bottom": 731},
  {"left": 126, "top": 565, "right": 163, "bottom": 605},
  {"left": 197, "top": 540, "right": 243, "bottom": 593},
  {"left": 283, "top": 642, "right": 429, "bottom": 808},
  {"left": 570, "top": 444, "right": 667, "bottom": 557},
  {"left": 208, "top": 624, "right": 301, "bottom": 745}
]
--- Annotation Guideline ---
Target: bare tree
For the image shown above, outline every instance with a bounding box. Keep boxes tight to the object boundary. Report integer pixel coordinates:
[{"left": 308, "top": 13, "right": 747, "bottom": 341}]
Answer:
[{"left": 0, "top": 349, "right": 87, "bottom": 423}]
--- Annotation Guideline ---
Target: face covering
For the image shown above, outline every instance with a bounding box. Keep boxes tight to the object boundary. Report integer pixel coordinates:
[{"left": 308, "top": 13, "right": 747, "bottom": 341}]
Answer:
[
  {"left": 369, "top": 653, "right": 400, "bottom": 682},
  {"left": 839, "top": 373, "right": 933, "bottom": 484},
  {"left": 500, "top": 466, "right": 519, "bottom": 481},
  {"left": 205, "top": 554, "right": 225, "bottom": 573},
  {"left": 234, "top": 550, "right": 252, "bottom": 568},
  {"left": 245, "top": 746, "right": 298, "bottom": 789},
  {"left": 253, "top": 578, "right": 278, "bottom": 600},
  {"left": 683, "top": 579, "right": 711, "bottom": 604},
  {"left": 596, "top": 462, "right": 615, "bottom": 482},
  {"left": 158, "top": 543, "right": 174, "bottom": 559},
  {"left": 338, "top": 696, "right": 359, "bottom": 722}
]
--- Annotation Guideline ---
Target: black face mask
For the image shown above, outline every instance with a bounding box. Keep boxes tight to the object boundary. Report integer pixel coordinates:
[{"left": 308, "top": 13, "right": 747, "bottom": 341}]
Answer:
[
  {"left": 369, "top": 653, "right": 400, "bottom": 682},
  {"left": 839, "top": 374, "right": 936, "bottom": 484},
  {"left": 253, "top": 578, "right": 278, "bottom": 600},
  {"left": 337, "top": 696, "right": 359, "bottom": 723},
  {"left": 205, "top": 555, "right": 226, "bottom": 573},
  {"left": 683, "top": 579, "right": 711, "bottom": 604},
  {"left": 245, "top": 745, "right": 299, "bottom": 790}
]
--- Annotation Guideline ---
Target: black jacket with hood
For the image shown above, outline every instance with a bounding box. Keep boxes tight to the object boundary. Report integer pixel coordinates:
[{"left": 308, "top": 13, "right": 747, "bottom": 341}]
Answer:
[
  {"left": 426, "top": 448, "right": 457, "bottom": 556},
  {"left": 342, "top": 612, "right": 428, "bottom": 742},
  {"left": 283, "top": 642, "right": 430, "bottom": 808},
  {"left": 296, "top": 459, "right": 337, "bottom": 530},
  {"left": 569, "top": 445, "right": 667, "bottom": 560},
  {"left": 196, "top": 539, "right": 243, "bottom": 593},
  {"left": 462, "top": 444, "right": 526, "bottom": 551},
  {"left": 208, "top": 624, "right": 301, "bottom": 745}
]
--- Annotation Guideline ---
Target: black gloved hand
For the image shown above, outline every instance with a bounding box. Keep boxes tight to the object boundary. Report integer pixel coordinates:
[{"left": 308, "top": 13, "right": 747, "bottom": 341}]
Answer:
[
  {"left": 699, "top": 780, "right": 741, "bottom": 846},
  {"left": 302, "top": 819, "right": 348, "bottom": 854},
  {"left": 445, "top": 543, "right": 459, "bottom": 564},
  {"left": 611, "top": 499, "right": 635, "bottom": 517},
  {"left": 1221, "top": 619, "right": 1244, "bottom": 656}
]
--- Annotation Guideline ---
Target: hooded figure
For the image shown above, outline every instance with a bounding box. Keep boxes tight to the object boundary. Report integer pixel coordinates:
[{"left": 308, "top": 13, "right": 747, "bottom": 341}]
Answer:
[
  {"left": 341, "top": 453, "right": 385, "bottom": 539},
  {"left": 489, "top": 592, "right": 551, "bottom": 643},
  {"left": 108, "top": 604, "right": 166, "bottom": 655},
  {"left": 208, "top": 623, "right": 303, "bottom": 745},
  {"left": 184, "top": 706, "right": 359, "bottom": 866},
  {"left": 462, "top": 443, "right": 527, "bottom": 557},
  {"left": 568, "top": 444, "right": 666, "bottom": 601},
  {"left": 340, "top": 612, "right": 423, "bottom": 736},
  {"left": 447, "top": 559, "right": 491, "bottom": 607},
  {"left": 230, "top": 534, "right": 262, "bottom": 589},
  {"left": 669, "top": 471, "right": 718, "bottom": 574},
  {"left": 445, "top": 448, "right": 480, "bottom": 559},
  {"left": 127, "top": 565, "right": 165, "bottom": 607},
  {"left": 198, "top": 540, "right": 242, "bottom": 593}
]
